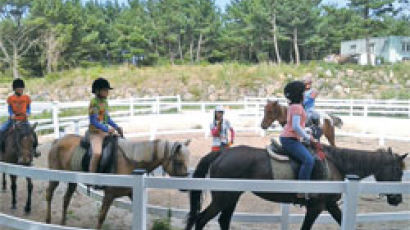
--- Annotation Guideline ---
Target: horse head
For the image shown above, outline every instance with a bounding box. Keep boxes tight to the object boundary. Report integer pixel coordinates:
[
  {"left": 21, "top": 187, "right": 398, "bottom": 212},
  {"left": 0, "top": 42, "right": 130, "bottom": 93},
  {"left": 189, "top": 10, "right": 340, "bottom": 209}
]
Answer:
[
  {"left": 374, "top": 148, "right": 408, "bottom": 206},
  {"left": 14, "top": 122, "right": 37, "bottom": 166},
  {"left": 163, "top": 139, "right": 191, "bottom": 177},
  {"left": 261, "top": 100, "right": 285, "bottom": 129}
]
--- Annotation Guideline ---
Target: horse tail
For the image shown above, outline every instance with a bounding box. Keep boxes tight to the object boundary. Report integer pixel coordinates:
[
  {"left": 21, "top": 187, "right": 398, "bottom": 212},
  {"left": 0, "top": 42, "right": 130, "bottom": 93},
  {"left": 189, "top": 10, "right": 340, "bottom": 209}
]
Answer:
[
  {"left": 186, "top": 151, "right": 220, "bottom": 229},
  {"left": 329, "top": 114, "right": 343, "bottom": 129}
]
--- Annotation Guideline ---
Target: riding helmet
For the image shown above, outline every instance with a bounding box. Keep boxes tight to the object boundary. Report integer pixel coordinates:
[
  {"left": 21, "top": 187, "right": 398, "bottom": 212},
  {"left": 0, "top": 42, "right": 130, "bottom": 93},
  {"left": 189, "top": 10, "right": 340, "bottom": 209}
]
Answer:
[
  {"left": 215, "top": 105, "right": 225, "bottom": 113},
  {"left": 12, "top": 79, "right": 25, "bottom": 89},
  {"left": 284, "top": 81, "right": 305, "bottom": 104},
  {"left": 91, "top": 78, "right": 113, "bottom": 94}
]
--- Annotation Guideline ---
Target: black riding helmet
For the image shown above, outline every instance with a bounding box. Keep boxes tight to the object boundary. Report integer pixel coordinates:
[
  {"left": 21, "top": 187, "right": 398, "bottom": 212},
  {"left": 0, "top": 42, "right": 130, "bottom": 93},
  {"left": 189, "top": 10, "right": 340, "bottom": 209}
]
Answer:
[
  {"left": 284, "top": 81, "right": 305, "bottom": 104},
  {"left": 12, "top": 79, "right": 25, "bottom": 90},
  {"left": 91, "top": 78, "right": 113, "bottom": 94}
]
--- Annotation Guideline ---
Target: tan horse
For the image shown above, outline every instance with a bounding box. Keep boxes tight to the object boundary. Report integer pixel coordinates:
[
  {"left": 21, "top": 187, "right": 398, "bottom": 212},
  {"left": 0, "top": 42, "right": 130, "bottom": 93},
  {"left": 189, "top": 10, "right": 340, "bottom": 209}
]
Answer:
[
  {"left": 261, "top": 100, "right": 342, "bottom": 146},
  {"left": 45, "top": 134, "right": 191, "bottom": 229}
]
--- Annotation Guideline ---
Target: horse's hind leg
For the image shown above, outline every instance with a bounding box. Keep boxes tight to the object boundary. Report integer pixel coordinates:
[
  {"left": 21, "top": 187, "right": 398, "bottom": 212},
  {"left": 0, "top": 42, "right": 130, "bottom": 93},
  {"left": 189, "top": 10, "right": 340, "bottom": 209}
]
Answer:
[
  {"left": 195, "top": 192, "right": 225, "bottom": 230},
  {"left": 2, "top": 173, "right": 6, "bottom": 191},
  {"left": 24, "top": 177, "right": 33, "bottom": 213},
  {"left": 324, "top": 122, "right": 336, "bottom": 146},
  {"left": 46, "top": 181, "right": 59, "bottom": 224},
  {"left": 301, "top": 202, "right": 324, "bottom": 230},
  {"left": 326, "top": 201, "right": 342, "bottom": 225},
  {"left": 10, "top": 175, "right": 17, "bottom": 209},
  {"left": 61, "top": 183, "right": 77, "bottom": 225},
  {"left": 218, "top": 193, "right": 240, "bottom": 230},
  {"left": 97, "top": 193, "right": 115, "bottom": 229}
]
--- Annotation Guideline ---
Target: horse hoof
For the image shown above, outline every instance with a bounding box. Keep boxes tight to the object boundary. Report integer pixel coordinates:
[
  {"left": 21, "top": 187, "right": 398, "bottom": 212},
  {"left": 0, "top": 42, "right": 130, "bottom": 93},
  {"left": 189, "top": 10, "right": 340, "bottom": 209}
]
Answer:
[{"left": 24, "top": 207, "right": 31, "bottom": 213}]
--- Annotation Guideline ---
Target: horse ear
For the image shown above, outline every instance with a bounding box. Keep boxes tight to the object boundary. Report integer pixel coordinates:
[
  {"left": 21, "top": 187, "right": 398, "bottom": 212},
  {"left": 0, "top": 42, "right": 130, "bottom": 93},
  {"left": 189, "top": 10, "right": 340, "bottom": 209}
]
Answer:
[
  {"left": 387, "top": 147, "right": 393, "bottom": 154},
  {"left": 31, "top": 122, "right": 38, "bottom": 131},
  {"left": 400, "top": 153, "right": 408, "bottom": 161},
  {"left": 184, "top": 139, "right": 191, "bottom": 146}
]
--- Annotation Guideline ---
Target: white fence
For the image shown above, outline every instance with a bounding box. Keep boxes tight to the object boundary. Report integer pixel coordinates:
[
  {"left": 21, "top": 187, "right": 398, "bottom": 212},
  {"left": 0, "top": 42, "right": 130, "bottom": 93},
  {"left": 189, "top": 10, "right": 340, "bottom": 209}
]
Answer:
[
  {"left": 1, "top": 96, "right": 410, "bottom": 229},
  {"left": 1, "top": 161, "right": 410, "bottom": 230}
]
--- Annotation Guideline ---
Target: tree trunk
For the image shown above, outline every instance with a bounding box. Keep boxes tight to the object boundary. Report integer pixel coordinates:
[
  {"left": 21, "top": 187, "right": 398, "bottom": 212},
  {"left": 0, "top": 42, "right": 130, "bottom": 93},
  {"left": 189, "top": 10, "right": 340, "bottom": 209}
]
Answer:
[
  {"left": 289, "top": 42, "right": 294, "bottom": 63},
  {"left": 293, "top": 27, "right": 300, "bottom": 65},
  {"left": 189, "top": 39, "right": 194, "bottom": 63},
  {"left": 178, "top": 35, "right": 183, "bottom": 61},
  {"left": 271, "top": 12, "right": 281, "bottom": 64},
  {"left": 196, "top": 32, "right": 202, "bottom": 62},
  {"left": 12, "top": 44, "right": 19, "bottom": 79},
  {"left": 364, "top": 1, "right": 371, "bottom": 65}
]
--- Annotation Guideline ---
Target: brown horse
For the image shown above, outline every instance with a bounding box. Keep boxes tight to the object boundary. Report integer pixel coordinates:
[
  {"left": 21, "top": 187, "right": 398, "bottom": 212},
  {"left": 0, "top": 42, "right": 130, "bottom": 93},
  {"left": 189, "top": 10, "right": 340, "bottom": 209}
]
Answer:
[
  {"left": 261, "top": 100, "right": 342, "bottom": 146},
  {"left": 186, "top": 145, "right": 407, "bottom": 230},
  {"left": 0, "top": 121, "right": 38, "bottom": 213},
  {"left": 45, "top": 134, "right": 191, "bottom": 229}
]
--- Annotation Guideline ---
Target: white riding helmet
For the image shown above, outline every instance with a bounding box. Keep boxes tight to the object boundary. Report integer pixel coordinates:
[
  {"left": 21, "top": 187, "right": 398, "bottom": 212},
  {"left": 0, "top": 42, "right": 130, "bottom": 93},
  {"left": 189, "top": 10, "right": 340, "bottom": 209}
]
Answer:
[{"left": 215, "top": 105, "right": 225, "bottom": 113}]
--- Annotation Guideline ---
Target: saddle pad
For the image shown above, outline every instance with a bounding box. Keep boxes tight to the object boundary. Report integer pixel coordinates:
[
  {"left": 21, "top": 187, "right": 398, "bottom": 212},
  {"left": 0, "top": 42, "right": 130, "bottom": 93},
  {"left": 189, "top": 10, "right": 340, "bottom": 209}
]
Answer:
[
  {"left": 71, "top": 145, "right": 87, "bottom": 171},
  {"left": 270, "top": 158, "right": 296, "bottom": 180}
]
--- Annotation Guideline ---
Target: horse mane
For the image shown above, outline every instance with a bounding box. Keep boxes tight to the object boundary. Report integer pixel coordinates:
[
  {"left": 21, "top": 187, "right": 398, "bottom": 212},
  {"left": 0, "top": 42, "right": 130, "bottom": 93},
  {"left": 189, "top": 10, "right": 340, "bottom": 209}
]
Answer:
[
  {"left": 119, "top": 139, "right": 162, "bottom": 162},
  {"left": 323, "top": 145, "right": 396, "bottom": 178}
]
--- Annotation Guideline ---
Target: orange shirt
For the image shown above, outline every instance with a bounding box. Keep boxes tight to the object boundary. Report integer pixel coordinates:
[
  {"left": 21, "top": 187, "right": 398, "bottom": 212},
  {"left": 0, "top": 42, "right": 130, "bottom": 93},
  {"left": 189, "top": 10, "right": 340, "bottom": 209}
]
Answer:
[
  {"left": 7, "top": 94, "right": 31, "bottom": 120},
  {"left": 280, "top": 104, "right": 306, "bottom": 139}
]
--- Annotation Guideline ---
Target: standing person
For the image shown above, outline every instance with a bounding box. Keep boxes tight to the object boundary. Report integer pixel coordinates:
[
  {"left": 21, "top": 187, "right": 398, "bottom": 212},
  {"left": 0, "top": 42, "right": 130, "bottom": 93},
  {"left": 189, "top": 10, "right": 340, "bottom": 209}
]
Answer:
[
  {"left": 88, "top": 78, "right": 123, "bottom": 173},
  {"left": 280, "top": 81, "right": 317, "bottom": 197},
  {"left": 303, "top": 75, "right": 320, "bottom": 127},
  {"left": 210, "top": 105, "right": 235, "bottom": 152},
  {"left": 0, "top": 79, "right": 38, "bottom": 157}
]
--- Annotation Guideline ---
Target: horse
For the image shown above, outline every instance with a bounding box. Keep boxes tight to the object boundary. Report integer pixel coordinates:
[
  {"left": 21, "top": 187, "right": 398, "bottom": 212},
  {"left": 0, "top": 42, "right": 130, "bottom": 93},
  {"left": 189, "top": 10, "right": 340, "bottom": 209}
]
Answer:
[
  {"left": 0, "top": 121, "right": 38, "bottom": 213},
  {"left": 261, "top": 100, "right": 343, "bottom": 146},
  {"left": 185, "top": 145, "right": 407, "bottom": 230},
  {"left": 45, "top": 134, "right": 191, "bottom": 229}
]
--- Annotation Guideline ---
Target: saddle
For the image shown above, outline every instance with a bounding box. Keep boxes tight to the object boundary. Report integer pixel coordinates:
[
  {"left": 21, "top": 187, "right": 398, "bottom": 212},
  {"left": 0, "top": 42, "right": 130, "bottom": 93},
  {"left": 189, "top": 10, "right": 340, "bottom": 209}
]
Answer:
[
  {"left": 79, "top": 133, "right": 118, "bottom": 174},
  {"left": 267, "top": 139, "right": 328, "bottom": 180}
]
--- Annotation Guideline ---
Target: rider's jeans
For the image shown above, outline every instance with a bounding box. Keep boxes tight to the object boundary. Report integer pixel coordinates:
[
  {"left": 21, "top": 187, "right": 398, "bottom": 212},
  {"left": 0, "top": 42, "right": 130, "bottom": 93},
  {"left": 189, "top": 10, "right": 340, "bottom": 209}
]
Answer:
[
  {"left": 280, "top": 137, "right": 314, "bottom": 180},
  {"left": 0, "top": 120, "right": 12, "bottom": 132}
]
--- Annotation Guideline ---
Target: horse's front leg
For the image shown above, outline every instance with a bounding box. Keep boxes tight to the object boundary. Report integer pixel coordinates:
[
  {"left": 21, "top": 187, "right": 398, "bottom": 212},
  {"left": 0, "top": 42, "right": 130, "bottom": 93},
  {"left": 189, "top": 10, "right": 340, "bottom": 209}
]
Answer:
[
  {"left": 24, "top": 177, "right": 33, "bottom": 213},
  {"left": 10, "top": 175, "right": 17, "bottom": 209},
  {"left": 300, "top": 201, "right": 325, "bottom": 230},
  {"left": 2, "top": 173, "right": 6, "bottom": 191},
  {"left": 97, "top": 192, "right": 115, "bottom": 229}
]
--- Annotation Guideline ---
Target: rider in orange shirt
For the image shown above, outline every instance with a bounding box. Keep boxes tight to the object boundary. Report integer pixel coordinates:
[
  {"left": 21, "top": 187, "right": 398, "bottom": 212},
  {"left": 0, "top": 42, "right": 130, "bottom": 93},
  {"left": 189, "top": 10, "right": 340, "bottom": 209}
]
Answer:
[{"left": 0, "top": 79, "right": 38, "bottom": 156}]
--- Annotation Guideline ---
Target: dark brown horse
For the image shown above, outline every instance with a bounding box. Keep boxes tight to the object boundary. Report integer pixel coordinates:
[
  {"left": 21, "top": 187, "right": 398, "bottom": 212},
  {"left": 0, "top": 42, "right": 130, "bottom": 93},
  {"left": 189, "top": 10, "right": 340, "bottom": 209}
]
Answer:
[
  {"left": 0, "top": 121, "right": 38, "bottom": 213},
  {"left": 261, "top": 100, "right": 342, "bottom": 146},
  {"left": 46, "top": 134, "right": 191, "bottom": 229},
  {"left": 185, "top": 145, "right": 407, "bottom": 230}
]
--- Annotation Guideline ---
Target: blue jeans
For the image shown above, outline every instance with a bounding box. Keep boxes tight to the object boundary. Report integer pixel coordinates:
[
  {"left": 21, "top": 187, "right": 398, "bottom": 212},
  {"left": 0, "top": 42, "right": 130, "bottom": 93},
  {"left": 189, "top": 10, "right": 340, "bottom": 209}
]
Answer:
[
  {"left": 280, "top": 137, "right": 315, "bottom": 180},
  {"left": 0, "top": 120, "right": 13, "bottom": 132}
]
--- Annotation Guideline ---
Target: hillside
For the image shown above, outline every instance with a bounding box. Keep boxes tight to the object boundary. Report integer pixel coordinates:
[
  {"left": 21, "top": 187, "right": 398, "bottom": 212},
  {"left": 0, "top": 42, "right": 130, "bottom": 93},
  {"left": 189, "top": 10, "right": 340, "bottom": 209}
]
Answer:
[{"left": 0, "top": 62, "right": 409, "bottom": 101}]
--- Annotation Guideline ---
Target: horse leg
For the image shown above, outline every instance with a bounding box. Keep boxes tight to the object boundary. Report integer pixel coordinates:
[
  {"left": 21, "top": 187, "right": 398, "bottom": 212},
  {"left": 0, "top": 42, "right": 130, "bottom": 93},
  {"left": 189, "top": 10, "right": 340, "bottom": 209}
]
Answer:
[
  {"left": 61, "top": 183, "right": 77, "bottom": 225},
  {"left": 324, "top": 122, "right": 336, "bottom": 146},
  {"left": 195, "top": 193, "right": 224, "bottom": 230},
  {"left": 46, "top": 181, "right": 59, "bottom": 224},
  {"left": 10, "top": 175, "right": 17, "bottom": 209},
  {"left": 326, "top": 201, "right": 342, "bottom": 225},
  {"left": 24, "top": 177, "right": 33, "bottom": 213},
  {"left": 97, "top": 193, "right": 115, "bottom": 229},
  {"left": 300, "top": 202, "right": 324, "bottom": 230},
  {"left": 218, "top": 193, "right": 240, "bottom": 230},
  {"left": 2, "top": 173, "right": 6, "bottom": 191}
]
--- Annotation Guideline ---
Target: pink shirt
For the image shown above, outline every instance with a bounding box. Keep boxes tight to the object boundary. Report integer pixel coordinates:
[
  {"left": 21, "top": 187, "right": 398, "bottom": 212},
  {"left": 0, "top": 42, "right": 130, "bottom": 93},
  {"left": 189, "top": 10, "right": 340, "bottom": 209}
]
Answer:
[{"left": 280, "top": 104, "right": 306, "bottom": 139}]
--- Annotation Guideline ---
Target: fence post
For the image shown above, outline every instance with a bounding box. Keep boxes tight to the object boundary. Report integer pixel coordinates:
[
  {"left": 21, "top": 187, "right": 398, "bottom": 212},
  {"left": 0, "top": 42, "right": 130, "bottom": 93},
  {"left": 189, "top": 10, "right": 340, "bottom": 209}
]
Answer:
[
  {"left": 341, "top": 174, "right": 360, "bottom": 230},
  {"left": 280, "top": 203, "right": 290, "bottom": 230},
  {"left": 363, "top": 105, "right": 368, "bottom": 117},
  {"left": 201, "top": 103, "right": 206, "bottom": 113},
  {"left": 52, "top": 101, "right": 59, "bottom": 139},
  {"left": 255, "top": 103, "right": 260, "bottom": 134},
  {"left": 130, "top": 97, "right": 135, "bottom": 118},
  {"left": 350, "top": 99, "right": 353, "bottom": 116},
  {"left": 74, "top": 119, "right": 80, "bottom": 135},
  {"left": 156, "top": 96, "right": 160, "bottom": 114},
  {"left": 132, "top": 169, "right": 147, "bottom": 230},
  {"left": 177, "top": 95, "right": 182, "bottom": 112}
]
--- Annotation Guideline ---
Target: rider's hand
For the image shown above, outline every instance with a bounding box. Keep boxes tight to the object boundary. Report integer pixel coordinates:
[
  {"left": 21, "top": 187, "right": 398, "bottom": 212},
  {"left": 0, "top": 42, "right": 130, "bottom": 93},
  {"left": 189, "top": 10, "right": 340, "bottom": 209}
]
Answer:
[
  {"left": 11, "top": 114, "right": 16, "bottom": 120},
  {"left": 310, "top": 136, "right": 318, "bottom": 143},
  {"left": 108, "top": 128, "right": 116, "bottom": 134},
  {"left": 116, "top": 127, "right": 124, "bottom": 137}
]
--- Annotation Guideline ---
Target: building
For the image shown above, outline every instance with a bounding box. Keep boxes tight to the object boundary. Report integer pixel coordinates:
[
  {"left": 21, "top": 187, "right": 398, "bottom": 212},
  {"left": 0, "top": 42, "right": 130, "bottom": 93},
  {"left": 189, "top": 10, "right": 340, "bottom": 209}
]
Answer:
[{"left": 340, "top": 36, "right": 410, "bottom": 65}]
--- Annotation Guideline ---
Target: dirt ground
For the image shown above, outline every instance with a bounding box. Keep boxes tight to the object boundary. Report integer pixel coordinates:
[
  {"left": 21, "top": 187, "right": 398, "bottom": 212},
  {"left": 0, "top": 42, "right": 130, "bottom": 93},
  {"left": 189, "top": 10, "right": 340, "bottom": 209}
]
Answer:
[{"left": 1, "top": 132, "right": 410, "bottom": 230}]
